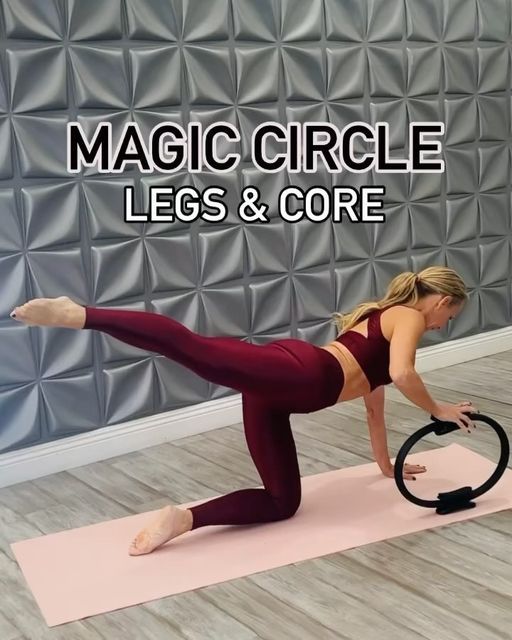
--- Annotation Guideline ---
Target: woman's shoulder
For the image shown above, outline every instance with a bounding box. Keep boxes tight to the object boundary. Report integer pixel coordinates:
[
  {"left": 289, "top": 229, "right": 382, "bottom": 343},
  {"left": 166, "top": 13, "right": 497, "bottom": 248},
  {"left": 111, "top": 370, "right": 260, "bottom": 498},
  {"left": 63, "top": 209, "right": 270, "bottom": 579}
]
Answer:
[{"left": 380, "top": 305, "right": 425, "bottom": 338}]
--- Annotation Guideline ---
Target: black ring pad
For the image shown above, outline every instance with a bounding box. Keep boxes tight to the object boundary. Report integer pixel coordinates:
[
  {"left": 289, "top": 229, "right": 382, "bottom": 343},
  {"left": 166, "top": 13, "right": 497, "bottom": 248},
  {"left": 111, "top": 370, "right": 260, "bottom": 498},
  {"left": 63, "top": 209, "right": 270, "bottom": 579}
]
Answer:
[{"left": 394, "top": 413, "right": 510, "bottom": 515}]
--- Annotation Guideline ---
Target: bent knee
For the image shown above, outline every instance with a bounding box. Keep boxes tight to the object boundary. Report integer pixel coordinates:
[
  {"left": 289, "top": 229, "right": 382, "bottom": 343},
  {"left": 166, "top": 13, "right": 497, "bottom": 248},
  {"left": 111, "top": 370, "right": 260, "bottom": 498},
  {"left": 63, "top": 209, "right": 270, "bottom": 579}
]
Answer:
[{"left": 272, "top": 494, "right": 301, "bottom": 520}]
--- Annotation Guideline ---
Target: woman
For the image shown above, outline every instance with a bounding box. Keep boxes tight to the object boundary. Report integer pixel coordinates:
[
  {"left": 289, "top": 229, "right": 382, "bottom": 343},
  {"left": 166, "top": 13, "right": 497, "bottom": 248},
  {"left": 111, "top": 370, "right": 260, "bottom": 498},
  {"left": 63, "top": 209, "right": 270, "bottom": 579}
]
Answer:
[{"left": 11, "top": 266, "right": 476, "bottom": 555}]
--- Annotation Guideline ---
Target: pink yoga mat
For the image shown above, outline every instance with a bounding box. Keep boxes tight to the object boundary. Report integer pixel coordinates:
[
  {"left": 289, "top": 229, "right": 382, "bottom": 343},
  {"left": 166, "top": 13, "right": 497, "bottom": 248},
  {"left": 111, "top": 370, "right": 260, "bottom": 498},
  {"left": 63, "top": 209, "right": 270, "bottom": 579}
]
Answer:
[{"left": 11, "top": 443, "right": 512, "bottom": 627}]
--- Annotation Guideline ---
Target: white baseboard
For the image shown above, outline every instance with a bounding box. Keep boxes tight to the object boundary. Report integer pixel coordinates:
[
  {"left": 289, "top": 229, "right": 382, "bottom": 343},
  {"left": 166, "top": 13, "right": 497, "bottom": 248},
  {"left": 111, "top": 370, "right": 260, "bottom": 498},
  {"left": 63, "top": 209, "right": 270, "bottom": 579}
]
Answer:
[{"left": 1, "top": 326, "right": 512, "bottom": 488}]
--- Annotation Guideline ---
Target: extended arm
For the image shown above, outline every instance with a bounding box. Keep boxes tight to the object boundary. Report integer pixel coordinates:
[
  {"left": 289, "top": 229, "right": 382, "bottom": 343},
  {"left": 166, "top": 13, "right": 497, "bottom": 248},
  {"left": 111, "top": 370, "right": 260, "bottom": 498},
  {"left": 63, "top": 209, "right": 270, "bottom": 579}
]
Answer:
[
  {"left": 388, "top": 309, "right": 440, "bottom": 414},
  {"left": 363, "top": 385, "right": 392, "bottom": 475}
]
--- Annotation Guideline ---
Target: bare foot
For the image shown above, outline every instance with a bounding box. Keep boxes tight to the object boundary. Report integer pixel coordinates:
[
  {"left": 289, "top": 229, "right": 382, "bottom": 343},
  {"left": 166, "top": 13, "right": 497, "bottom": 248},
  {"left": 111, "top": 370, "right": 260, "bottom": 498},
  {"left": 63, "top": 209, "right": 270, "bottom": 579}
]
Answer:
[
  {"left": 128, "top": 505, "right": 193, "bottom": 556},
  {"left": 10, "top": 297, "right": 86, "bottom": 329}
]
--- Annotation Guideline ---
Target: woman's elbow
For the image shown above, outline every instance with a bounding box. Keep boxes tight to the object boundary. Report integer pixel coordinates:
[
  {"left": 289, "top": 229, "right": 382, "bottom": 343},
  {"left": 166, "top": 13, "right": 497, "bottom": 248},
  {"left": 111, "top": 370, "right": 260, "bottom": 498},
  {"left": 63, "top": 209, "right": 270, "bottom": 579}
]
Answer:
[{"left": 389, "top": 366, "right": 416, "bottom": 386}]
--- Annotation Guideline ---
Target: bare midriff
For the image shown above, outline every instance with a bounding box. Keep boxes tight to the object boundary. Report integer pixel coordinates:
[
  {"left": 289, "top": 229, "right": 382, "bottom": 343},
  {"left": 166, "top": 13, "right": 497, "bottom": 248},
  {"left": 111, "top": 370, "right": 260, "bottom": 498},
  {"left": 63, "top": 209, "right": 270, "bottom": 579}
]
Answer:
[{"left": 320, "top": 341, "right": 371, "bottom": 402}]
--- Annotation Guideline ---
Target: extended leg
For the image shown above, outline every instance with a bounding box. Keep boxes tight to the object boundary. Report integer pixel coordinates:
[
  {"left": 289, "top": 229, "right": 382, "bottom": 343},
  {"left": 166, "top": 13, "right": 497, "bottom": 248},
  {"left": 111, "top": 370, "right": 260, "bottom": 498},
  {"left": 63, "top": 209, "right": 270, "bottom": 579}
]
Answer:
[{"left": 12, "top": 299, "right": 343, "bottom": 409}]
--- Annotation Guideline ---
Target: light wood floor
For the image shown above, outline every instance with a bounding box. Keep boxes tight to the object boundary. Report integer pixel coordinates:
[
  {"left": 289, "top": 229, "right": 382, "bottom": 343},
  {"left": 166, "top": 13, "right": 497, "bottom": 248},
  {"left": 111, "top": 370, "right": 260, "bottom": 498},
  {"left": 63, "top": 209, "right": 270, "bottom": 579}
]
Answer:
[{"left": 1, "top": 352, "right": 511, "bottom": 639}]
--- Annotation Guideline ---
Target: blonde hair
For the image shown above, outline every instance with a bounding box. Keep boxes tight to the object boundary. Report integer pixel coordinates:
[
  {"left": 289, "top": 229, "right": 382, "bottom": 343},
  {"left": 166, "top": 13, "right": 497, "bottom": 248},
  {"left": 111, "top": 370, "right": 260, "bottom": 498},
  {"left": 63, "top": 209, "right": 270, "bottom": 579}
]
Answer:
[{"left": 332, "top": 266, "right": 467, "bottom": 334}]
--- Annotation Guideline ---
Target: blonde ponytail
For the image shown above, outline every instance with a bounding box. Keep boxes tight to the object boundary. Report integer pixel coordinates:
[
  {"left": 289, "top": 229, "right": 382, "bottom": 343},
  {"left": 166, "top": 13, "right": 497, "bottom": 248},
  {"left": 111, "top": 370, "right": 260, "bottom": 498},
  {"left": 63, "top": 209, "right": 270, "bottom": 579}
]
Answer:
[{"left": 332, "top": 266, "right": 467, "bottom": 334}]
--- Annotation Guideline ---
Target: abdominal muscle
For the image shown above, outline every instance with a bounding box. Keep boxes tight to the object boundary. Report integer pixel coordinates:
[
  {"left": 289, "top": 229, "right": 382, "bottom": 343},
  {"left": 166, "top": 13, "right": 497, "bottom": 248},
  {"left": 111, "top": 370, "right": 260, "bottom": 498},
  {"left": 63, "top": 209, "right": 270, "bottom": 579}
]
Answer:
[{"left": 320, "top": 341, "right": 371, "bottom": 402}]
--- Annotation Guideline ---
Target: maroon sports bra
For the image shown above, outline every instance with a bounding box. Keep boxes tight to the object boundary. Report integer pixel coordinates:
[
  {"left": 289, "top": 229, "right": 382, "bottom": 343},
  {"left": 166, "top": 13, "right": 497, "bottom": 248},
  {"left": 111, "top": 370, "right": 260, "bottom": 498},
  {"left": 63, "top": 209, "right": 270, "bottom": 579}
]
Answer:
[{"left": 335, "top": 308, "right": 392, "bottom": 390}]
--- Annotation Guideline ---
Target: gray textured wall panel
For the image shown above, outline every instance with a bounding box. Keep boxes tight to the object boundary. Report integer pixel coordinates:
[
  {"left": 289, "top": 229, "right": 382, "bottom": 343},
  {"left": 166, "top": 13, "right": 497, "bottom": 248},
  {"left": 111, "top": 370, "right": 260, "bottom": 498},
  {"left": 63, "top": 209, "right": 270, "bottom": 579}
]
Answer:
[{"left": 0, "top": 0, "right": 511, "bottom": 453}]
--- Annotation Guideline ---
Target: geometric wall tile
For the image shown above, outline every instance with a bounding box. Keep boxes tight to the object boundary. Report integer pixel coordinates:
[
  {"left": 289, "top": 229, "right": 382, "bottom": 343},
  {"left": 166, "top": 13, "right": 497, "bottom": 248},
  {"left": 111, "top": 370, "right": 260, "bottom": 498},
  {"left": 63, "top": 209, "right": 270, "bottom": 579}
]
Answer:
[
  {"left": 244, "top": 221, "right": 288, "bottom": 277},
  {"left": 198, "top": 227, "right": 244, "bottom": 286},
  {"left": 130, "top": 46, "right": 181, "bottom": 108},
  {"left": 287, "top": 102, "right": 332, "bottom": 125},
  {"left": 183, "top": 0, "right": 230, "bottom": 41},
  {"left": 373, "top": 204, "right": 410, "bottom": 255},
  {"left": 200, "top": 285, "right": 249, "bottom": 337},
  {"left": 333, "top": 223, "right": 372, "bottom": 262},
  {"left": 152, "top": 291, "right": 201, "bottom": 333},
  {"left": 282, "top": 46, "right": 324, "bottom": 100},
  {"left": 476, "top": 0, "right": 509, "bottom": 41},
  {"left": 236, "top": 47, "right": 279, "bottom": 104},
  {"left": 326, "top": 47, "right": 366, "bottom": 100},
  {"left": 26, "top": 248, "right": 88, "bottom": 301},
  {"left": 145, "top": 235, "right": 197, "bottom": 291},
  {"left": 12, "top": 114, "right": 70, "bottom": 178},
  {"left": 445, "top": 148, "right": 478, "bottom": 195},
  {"left": 444, "top": 97, "right": 478, "bottom": 146},
  {"left": 325, "top": 0, "right": 365, "bottom": 41},
  {"left": 478, "top": 193, "right": 509, "bottom": 237},
  {"left": 443, "top": 0, "right": 477, "bottom": 42},
  {"left": 0, "top": 255, "right": 28, "bottom": 318},
  {"left": 446, "top": 196, "right": 479, "bottom": 244},
  {"left": 0, "top": 63, "right": 6, "bottom": 113},
  {"left": 367, "top": 0, "right": 405, "bottom": 42},
  {"left": 91, "top": 240, "right": 145, "bottom": 304},
  {"left": 82, "top": 179, "right": 142, "bottom": 239},
  {"left": 39, "top": 328, "right": 94, "bottom": 378},
  {"left": 443, "top": 46, "right": 477, "bottom": 94},
  {"left": 478, "top": 95, "right": 509, "bottom": 141},
  {"left": 0, "top": 326, "right": 37, "bottom": 385},
  {"left": 405, "top": 0, "right": 441, "bottom": 41},
  {"left": 291, "top": 221, "right": 331, "bottom": 271},
  {"left": 409, "top": 203, "right": 445, "bottom": 250},
  {"left": 445, "top": 245, "right": 480, "bottom": 289},
  {"left": 479, "top": 238, "right": 509, "bottom": 285},
  {"left": 0, "top": 117, "right": 13, "bottom": 179},
  {"left": 409, "top": 171, "right": 443, "bottom": 201},
  {"left": 297, "top": 319, "right": 336, "bottom": 346},
  {"left": 0, "top": 189, "right": 22, "bottom": 252},
  {"left": 281, "top": 0, "right": 323, "bottom": 41},
  {"left": 0, "top": 384, "right": 40, "bottom": 454},
  {"left": 153, "top": 357, "right": 210, "bottom": 411},
  {"left": 184, "top": 46, "right": 234, "bottom": 104},
  {"left": 232, "top": 0, "right": 277, "bottom": 41},
  {"left": 125, "top": 0, "right": 179, "bottom": 40},
  {"left": 293, "top": 270, "right": 333, "bottom": 323},
  {"left": 335, "top": 262, "right": 374, "bottom": 313},
  {"left": 249, "top": 276, "right": 291, "bottom": 333},
  {"left": 67, "top": 0, "right": 123, "bottom": 41},
  {"left": 477, "top": 46, "right": 509, "bottom": 93},
  {"left": 40, "top": 373, "right": 102, "bottom": 435},
  {"left": 479, "top": 145, "right": 509, "bottom": 192},
  {"left": 104, "top": 359, "right": 154, "bottom": 424},
  {"left": 22, "top": 183, "right": 80, "bottom": 249},
  {"left": 372, "top": 168, "right": 408, "bottom": 204},
  {"left": 369, "top": 99, "right": 407, "bottom": 149},
  {"left": 3, "top": 0, "right": 62, "bottom": 40},
  {"left": 69, "top": 46, "right": 128, "bottom": 108},
  {"left": 368, "top": 47, "right": 406, "bottom": 97},
  {"left": 406, "top": 46, "right": 443, "bottom": 97},
  {"left": 373, "top": 256, "right": 411, "bottom": 296},
  {"left": 480, "top": 286, "right": 509, "bottom": 329},
  {"left": 8, "top": 46, "right": 67, "bottom": 112}
]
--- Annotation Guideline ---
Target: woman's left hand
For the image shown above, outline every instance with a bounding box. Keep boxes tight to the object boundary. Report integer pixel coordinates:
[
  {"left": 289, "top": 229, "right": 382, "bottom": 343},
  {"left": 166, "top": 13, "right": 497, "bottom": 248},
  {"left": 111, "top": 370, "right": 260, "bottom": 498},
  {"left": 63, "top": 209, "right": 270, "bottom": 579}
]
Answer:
[{"left": 382, "top": 462, "right": 427, "bottom": 480}]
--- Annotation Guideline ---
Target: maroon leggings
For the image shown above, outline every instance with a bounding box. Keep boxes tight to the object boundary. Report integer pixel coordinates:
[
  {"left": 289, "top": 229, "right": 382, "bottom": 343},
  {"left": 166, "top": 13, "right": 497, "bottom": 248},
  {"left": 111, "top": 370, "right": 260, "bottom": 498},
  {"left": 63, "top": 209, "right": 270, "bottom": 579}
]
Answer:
[{"left": 84, "top": 307, "right": 344, "bottom": 528}]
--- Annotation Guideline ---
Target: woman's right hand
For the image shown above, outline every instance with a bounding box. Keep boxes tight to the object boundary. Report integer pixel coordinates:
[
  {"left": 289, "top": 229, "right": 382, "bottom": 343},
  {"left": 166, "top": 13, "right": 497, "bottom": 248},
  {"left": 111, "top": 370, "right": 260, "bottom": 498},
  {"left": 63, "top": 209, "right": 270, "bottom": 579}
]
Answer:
[{"left": 432, "top": 401, "right": 477, "bottom": 433}]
